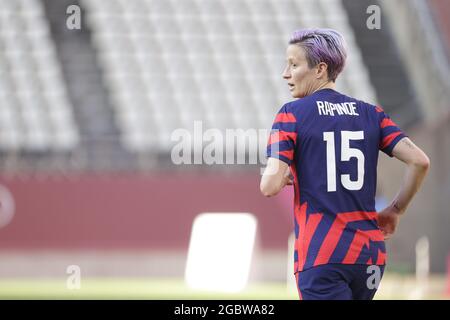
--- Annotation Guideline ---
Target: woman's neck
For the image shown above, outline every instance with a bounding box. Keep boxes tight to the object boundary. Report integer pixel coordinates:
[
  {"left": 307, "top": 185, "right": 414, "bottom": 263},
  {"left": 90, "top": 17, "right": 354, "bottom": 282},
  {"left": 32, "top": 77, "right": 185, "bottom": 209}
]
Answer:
[{"left": 312, "top": 80, "right": 336, "bottom": 94}]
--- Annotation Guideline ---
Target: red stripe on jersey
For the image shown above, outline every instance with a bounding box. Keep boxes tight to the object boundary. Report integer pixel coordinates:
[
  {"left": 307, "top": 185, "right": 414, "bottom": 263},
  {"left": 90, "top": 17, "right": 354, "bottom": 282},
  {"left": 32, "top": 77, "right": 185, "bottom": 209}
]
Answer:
[
  {"left": 368, "top": 257, "right": 373, "bottom": 265},
  {"left": 380, "top": 118, "right": 397, "bottom": 129},
  {"left": 298, "top": 212, "right": 323, "bottom": 271},
  {"left": 278, "top": 150, "right": 294, "bottom": 161},
  {"left": 375, "top": 106, "right": 384, "bottom": 113},
  {"left": 376, "top": 249, "right": 387, "bottom": 265},
  {"left": 295, "top": 202, "right": 308, "bottom": 272},
  {"left": 380, "top": 131, "right": 402, "bottom": 149},
  {"left": 274, "top": 112, "right": 296, "bottom": 123},
  {"left": 313, "top": 211, "right": 378, "bottom": 266},
  {"left": 290, "top": 163, "right": 301, "bottom": 274},
  {"left": 342, "top": 229, "right": 384, "bottom": 264},
  {"left": 268, "top": 131, "right": 297, "bottom": 145},
  {"left": 295, "top": 272, "right": 303, "bottom": 300}
]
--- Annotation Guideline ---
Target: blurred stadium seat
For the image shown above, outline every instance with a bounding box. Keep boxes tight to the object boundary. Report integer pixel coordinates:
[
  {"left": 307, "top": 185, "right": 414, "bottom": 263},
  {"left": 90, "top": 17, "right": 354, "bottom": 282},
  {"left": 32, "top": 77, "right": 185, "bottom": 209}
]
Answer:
[
  {"left": 0, "top": 0, "right": 79, "bottom": 151},
  {"left": 81, "top": 0, "right": 376, "bottom": 153}
]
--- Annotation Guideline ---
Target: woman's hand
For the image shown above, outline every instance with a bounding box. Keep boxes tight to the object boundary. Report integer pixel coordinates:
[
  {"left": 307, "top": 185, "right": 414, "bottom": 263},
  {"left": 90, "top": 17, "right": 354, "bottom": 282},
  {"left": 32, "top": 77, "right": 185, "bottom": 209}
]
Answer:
[
  {"left": 260, "top": 158, "right": 293, "bottom": 197},
  {"left": 377, "top": 206, "right": 401, "bottom": 240},
  {"left": 282, "top": 168, "right": 294, "bottom": 187}
]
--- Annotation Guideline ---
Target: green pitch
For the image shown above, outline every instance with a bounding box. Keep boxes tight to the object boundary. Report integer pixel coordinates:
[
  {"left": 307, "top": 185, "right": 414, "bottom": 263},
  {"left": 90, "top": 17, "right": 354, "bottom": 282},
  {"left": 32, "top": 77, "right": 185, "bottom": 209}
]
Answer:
[
  {"left": 0, "top": 276, "right": 448, "bottom": 299},
  {"left": 0, "top": 278, "right": 297, "bottom": 300}
]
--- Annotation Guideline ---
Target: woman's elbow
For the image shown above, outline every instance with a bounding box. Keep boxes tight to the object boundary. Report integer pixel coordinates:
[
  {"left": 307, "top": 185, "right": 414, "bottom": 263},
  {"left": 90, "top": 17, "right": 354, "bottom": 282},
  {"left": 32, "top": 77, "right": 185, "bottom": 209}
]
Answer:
[
  {"left": 260, "top": 181, "right": 278, "bottom": 197},
  {"left": 413, "top": 153, "right": 430, "bottom": 171}
]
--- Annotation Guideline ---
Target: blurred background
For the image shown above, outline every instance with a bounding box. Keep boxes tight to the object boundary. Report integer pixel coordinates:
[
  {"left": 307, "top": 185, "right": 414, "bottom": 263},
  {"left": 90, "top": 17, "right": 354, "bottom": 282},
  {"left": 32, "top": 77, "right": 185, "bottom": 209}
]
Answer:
[{"left": 0, "top": 0, "right": 449, "bottom": 299}]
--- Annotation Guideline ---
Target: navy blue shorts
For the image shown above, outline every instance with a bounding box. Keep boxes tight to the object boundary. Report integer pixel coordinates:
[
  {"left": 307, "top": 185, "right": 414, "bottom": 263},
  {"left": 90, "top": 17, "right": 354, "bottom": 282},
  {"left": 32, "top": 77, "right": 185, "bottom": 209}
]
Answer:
[{"left": 295, "top": 264, "right": 385, "bottom": 300}]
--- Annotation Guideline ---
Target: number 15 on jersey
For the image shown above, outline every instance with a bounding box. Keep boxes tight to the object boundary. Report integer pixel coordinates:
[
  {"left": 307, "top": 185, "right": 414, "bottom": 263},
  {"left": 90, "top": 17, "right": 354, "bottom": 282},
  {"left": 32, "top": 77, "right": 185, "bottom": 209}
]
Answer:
[{"left": 323, "top": 131, "right": 365, "bottom": 192}]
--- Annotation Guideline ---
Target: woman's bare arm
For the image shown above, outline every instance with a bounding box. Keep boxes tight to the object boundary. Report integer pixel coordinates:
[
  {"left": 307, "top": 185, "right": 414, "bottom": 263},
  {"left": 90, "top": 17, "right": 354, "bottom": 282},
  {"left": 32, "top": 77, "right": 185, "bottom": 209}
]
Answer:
[
  {"left": 389, "top": 137, "right": 430, "bottom": 214},
  {"left": 260, "top": 158, "right": 293, "bottom": 197},
  {"left": 377, "top": 137, "right": 430, "bottom": 239}
]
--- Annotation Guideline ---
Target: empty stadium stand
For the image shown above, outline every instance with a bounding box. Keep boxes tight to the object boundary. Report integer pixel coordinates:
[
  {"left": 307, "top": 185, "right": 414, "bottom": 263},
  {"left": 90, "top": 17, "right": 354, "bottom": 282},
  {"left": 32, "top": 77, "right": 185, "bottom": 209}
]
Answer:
[
  {"left": 0, "top": 0, "right": 79, "bottom": 152},
  {"left": 342, "top": 0, "right": 422, "bottom": 127},
  {"left": 42, "top": 0, "right": 137, "bottom": 171},
  {"left": 1, "top": 0, "right": 444, "bottom": 172},
  {"left": 81, "top": 0, "right": 377, "bottom": 153}
]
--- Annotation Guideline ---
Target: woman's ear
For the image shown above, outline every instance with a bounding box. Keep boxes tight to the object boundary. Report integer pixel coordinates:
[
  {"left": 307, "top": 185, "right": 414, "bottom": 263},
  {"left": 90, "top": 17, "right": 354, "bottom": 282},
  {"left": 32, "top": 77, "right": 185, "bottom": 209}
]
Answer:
[{"left": 316, "top": 62, "right": 329, "bottom": 79}]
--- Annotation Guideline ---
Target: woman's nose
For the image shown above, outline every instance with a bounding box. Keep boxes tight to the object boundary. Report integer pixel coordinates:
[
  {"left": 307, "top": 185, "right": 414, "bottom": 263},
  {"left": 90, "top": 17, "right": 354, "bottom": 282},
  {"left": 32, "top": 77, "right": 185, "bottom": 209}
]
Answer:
[{"left": 282, "top": 66, "right": 291, "bottom": 79}]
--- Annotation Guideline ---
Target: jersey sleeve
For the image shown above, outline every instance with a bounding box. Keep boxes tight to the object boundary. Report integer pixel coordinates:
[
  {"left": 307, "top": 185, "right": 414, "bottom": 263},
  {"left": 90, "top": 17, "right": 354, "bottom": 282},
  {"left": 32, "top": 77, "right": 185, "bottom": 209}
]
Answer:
[
  {"left": 376, "top": 106, "right": 407, "bottom": 157},
  {"left": 266, "top": 104, "right": 298, "bottom": 165}
]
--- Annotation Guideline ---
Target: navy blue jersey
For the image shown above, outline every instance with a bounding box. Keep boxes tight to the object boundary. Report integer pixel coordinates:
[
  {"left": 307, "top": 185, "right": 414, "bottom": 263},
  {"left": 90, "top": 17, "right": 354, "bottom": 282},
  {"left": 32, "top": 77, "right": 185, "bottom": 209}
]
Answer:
[{"left": 267, "top": 88, "right": 406, "bottom": 273}]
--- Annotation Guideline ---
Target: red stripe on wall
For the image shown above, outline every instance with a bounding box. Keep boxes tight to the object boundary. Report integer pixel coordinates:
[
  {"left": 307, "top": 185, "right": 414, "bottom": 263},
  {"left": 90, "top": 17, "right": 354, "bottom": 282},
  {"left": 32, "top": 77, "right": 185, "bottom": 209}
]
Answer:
[{"left": 0, "top": 173, "right": 292, "bottom": 250}]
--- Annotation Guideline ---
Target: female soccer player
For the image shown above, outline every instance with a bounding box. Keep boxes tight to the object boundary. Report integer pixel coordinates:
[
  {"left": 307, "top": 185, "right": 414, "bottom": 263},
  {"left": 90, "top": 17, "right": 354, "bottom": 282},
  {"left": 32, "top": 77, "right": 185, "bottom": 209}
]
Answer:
[{"left": 260, "top": 28, "right": 430, "bottom": 300}]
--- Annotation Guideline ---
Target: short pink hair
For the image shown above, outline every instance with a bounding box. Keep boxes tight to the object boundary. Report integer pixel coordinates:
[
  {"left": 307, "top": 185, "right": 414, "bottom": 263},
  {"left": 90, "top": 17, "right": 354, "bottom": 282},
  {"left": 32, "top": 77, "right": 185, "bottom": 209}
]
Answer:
[{"left": 289, "top": 28, "right": 347, "bottom": 82}]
